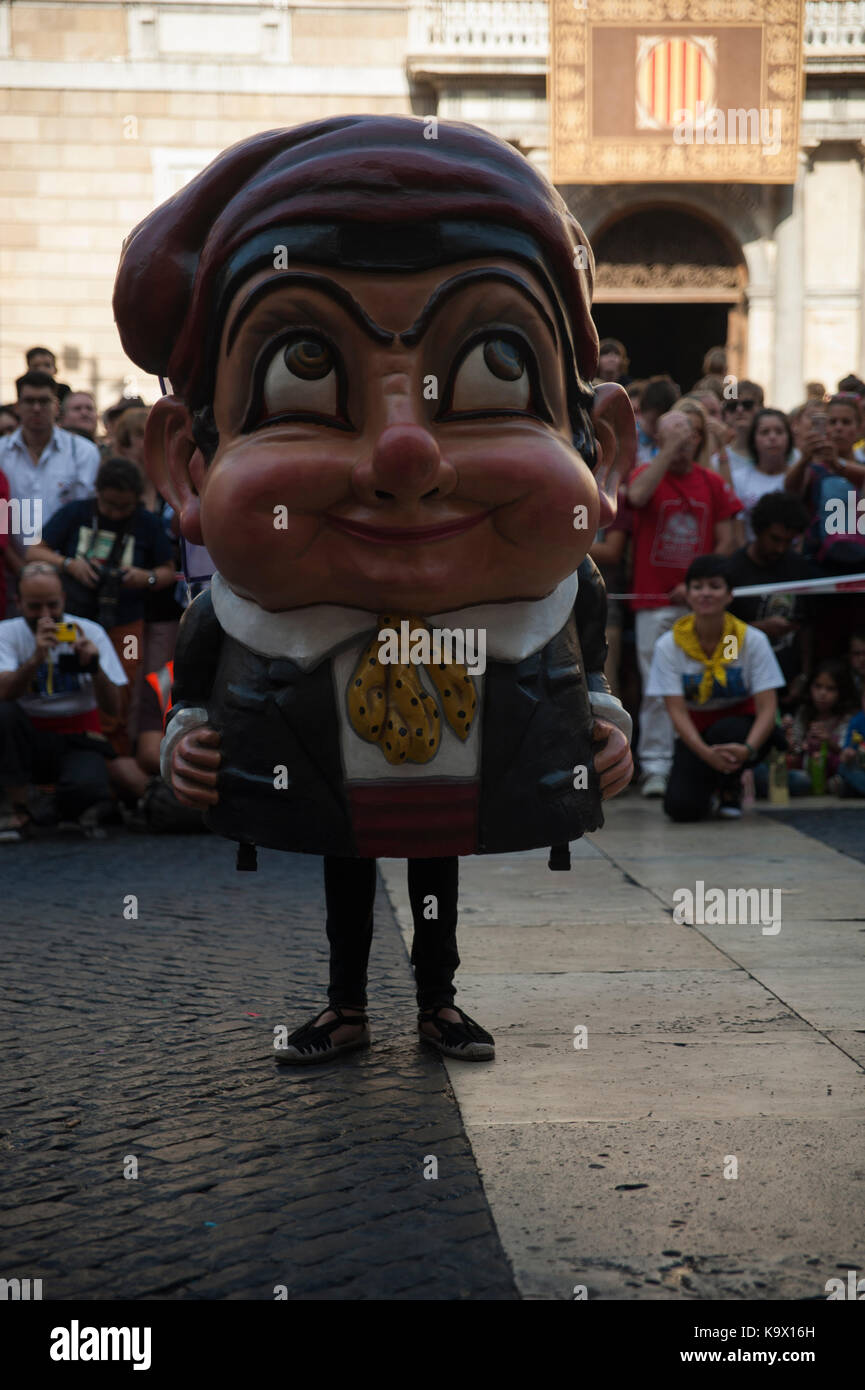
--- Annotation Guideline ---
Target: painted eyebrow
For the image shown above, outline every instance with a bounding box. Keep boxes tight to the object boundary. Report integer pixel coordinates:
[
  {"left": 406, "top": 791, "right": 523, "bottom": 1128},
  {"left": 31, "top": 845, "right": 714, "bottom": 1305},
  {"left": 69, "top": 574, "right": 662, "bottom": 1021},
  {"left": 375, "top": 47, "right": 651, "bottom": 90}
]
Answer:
[
  {"left": 225, "top": 272, "right": 395, "bottom": 355},
  {"left": 399, "top": 268, "right": 559, "bottom": 349},
  {"left": 225, "top": 267, "right": 559, "bottom": 357}
]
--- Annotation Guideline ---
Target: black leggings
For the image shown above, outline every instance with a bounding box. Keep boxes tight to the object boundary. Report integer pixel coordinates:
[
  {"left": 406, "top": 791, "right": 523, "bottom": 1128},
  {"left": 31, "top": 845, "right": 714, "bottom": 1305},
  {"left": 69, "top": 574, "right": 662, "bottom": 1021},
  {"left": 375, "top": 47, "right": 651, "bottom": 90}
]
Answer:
[
  {"left": 324, "top": 855, "right": 459, "bottom": 1011},
  {"left": 663, "top": 716, "right": 772, "bottom": 823}
]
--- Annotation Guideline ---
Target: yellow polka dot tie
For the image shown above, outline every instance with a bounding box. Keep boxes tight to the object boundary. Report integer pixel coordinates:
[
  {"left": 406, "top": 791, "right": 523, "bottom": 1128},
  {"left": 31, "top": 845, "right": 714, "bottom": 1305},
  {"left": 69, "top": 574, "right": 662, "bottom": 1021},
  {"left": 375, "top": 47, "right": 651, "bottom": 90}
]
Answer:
[{"left": 347, "top": 614, "right": 477, "bottom": 765}]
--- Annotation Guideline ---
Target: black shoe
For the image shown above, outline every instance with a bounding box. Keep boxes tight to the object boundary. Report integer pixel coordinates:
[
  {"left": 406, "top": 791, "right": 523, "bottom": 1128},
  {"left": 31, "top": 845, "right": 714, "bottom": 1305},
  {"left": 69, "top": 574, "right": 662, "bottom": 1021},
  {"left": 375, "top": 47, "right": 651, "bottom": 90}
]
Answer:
[
  {"left": 418, "top": 1005, "right": 495, "bottom": 1061},
  {"left": 718, "top": 789, "right": 743, "bottom": 819},
  {"left": 78, "top": 798, "right": 123, "bottom": 828},
  {"left": 0, "top": 804, "right": 36, "bottom": 841},
  {"left": 274, "top": 1005, "right": 370, "bottom": 1065},
  {"left": 27, "top": 791, "right": 59, "bottom": 827}
]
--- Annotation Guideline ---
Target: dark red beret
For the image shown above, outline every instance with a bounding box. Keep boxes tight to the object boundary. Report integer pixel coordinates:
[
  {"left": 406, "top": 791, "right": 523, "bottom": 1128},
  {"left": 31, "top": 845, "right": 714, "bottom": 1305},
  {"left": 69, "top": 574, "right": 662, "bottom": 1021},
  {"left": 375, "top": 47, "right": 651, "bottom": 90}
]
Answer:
[{"left": 113, "top": 114, "right": 598, "bottom": 407}]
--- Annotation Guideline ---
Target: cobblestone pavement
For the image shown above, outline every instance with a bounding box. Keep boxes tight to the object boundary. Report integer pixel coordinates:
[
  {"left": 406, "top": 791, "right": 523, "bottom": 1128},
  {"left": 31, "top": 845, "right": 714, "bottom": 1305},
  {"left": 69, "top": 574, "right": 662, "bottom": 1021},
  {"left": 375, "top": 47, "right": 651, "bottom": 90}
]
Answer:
[
  {"left": 0, "top": 831, "right": 518, "bottom": 1300},
  {"left": 759, "top": 805, "right": 865, "bottom": 866}
]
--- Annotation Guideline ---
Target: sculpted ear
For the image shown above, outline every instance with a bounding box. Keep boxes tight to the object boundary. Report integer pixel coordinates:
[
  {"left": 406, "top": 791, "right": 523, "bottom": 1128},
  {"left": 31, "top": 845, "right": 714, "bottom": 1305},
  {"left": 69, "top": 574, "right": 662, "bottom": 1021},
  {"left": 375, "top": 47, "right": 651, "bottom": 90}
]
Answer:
[
  {"left": 143, "top": 396, "right": 207, "bottom": 546},
  {"left": 591, "top": 382, "right": 637, "bottom": 528}
]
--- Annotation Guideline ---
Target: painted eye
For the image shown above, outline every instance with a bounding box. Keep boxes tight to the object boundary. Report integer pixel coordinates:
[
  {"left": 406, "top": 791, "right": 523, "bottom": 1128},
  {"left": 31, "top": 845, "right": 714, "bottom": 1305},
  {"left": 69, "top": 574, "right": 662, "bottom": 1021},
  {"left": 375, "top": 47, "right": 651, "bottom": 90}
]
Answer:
[
  {"left": 260, "top": 335, "right": 337, "bottom": 418},
  {"left": 283, "top": 339, "right": 332, "bottom": 380},
  {"left": 483, "top": 338, "right": 524, "bottom": 381},
  {"left": 450, "top": 336, "right": 530, "bottom": 412}
]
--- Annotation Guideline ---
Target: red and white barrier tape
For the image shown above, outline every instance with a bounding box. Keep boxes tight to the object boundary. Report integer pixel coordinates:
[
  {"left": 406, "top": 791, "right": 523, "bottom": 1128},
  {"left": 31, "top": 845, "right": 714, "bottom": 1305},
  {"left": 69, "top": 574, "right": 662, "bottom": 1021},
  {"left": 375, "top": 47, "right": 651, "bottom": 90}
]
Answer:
[{"left": 608, "top": 572, "right": 865, "bottom": 602}]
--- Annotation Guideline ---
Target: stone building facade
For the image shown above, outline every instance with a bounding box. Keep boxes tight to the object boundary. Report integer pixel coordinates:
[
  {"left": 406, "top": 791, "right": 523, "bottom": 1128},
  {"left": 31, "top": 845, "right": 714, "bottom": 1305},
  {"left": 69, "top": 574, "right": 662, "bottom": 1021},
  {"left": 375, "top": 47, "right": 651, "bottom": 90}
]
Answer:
[{"left": 1, "top": 0, "right": 863, "bottom": 409}]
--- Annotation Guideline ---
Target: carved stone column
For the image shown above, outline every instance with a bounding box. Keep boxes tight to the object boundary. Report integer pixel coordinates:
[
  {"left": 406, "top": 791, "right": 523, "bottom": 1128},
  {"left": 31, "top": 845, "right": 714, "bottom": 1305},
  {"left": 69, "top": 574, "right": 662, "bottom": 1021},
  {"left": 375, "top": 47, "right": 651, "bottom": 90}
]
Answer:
[{"left": 773, "top": 151, "right": 809, "bottom": 410}]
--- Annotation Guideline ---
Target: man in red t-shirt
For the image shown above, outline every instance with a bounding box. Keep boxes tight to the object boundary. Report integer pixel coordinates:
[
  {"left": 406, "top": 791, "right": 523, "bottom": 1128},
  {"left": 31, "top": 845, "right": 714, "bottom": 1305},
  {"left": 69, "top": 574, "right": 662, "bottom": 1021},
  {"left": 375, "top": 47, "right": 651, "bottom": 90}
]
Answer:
[{"left": 626, "top": 410, "right": 741, "bottom": 795}]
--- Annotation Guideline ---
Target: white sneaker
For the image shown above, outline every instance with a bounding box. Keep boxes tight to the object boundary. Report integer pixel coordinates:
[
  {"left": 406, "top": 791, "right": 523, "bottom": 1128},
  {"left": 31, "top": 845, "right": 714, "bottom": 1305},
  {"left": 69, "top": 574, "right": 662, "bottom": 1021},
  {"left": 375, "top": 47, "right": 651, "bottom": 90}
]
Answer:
[{"left": 641, "top": 774, "right": 667, "bottom": 798}]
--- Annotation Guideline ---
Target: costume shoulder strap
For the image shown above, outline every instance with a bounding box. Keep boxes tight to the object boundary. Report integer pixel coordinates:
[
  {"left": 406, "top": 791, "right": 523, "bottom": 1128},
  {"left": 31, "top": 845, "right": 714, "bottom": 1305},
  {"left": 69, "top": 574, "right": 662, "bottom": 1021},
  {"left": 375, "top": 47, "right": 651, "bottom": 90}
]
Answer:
[
  {"left": 573, "top": 555, "right": 608, "bottom": 676},
  {"left": 172, "top": 586, "right": 224, "bottom": 705}
]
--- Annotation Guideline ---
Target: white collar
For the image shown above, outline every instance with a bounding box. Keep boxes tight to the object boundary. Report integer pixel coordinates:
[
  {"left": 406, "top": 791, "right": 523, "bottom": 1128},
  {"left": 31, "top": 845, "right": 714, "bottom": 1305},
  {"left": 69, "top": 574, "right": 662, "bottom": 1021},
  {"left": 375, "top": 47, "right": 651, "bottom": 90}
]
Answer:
[
  {"left": 210, "top": 571, "right": 578, "bottom": 670},
  {"left": 8, "top": 426, "right": 59, "bottom": 456}
]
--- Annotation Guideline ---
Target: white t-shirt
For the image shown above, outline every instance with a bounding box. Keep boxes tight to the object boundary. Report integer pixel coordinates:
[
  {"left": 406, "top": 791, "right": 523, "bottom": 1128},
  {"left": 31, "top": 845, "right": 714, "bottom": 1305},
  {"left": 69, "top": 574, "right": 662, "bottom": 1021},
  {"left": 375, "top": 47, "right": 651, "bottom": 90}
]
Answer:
[
  {"left": 646, "top": 622, "right": 785, "bottom": 713},
  {"left": 729, "top": 460, "right": 788, "bottom": 541},
  {"left": 711, "top": 445, "right": 753, "bottom": 473},
  {"left": 0, "top": 613, "right": 127, "bottom": 718}
]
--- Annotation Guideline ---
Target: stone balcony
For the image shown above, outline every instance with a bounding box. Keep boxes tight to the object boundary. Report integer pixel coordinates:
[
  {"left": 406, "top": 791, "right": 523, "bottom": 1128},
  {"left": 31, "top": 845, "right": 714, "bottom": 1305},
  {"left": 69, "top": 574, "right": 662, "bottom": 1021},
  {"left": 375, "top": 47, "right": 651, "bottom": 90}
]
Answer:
[
  {"left": 805, "top": 0, "right": 865, "bottom": 64},
  {"left": 406, "top": 0, "right": 549, "bottom": 81},
  {"left": 407, "top": 2, "right": 865, "bottom": 80}
]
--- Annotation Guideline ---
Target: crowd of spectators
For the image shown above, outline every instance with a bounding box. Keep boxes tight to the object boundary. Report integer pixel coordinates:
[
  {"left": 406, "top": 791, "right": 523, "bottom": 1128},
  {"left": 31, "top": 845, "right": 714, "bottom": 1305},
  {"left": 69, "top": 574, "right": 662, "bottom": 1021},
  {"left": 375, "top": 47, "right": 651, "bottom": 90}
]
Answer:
[
  {"left": 591, "top": 341, "right": 865, "bottom": 819},
  {"left": 0, "top": 350, "right": 185, "bottom": 840},
  {"left": 2, "top": 338, "right": 865, "bottom": 840}
]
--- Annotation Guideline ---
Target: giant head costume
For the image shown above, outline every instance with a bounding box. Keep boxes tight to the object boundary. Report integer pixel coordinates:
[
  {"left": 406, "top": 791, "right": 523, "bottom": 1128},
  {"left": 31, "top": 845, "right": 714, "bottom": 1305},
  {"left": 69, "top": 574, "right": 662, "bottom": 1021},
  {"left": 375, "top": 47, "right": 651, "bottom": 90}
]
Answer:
[{"left": 113, "top": 115, "right": 635, "bottom": 861}]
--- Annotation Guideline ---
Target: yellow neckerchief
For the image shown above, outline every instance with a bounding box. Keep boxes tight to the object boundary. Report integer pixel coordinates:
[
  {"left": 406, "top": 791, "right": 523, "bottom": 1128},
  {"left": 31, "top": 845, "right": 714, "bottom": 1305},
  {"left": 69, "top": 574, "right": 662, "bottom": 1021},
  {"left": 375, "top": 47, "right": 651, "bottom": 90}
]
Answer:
[{"left": 672, "top": 612, "right": 748, "bottom": 704}]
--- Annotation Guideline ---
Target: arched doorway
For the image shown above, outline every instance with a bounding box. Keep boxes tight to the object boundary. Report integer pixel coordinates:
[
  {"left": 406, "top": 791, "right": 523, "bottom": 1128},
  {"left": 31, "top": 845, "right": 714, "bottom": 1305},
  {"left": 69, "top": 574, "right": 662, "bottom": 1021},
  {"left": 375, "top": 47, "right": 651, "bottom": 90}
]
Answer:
[{"left": 590, "top": 206, "right": 747, "bottom": 392}]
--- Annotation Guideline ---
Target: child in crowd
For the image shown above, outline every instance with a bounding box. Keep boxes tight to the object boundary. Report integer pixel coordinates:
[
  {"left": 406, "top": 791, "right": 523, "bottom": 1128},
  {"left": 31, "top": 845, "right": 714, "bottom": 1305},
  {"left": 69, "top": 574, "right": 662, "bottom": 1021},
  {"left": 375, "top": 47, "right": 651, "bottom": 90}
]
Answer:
[
  {"left": 782, "top": 660, "right": 856, "bottom": 794},
  {"left": 847, "top": 630, "right": 865, "bottom": 696},
  {"left": 839, "top": 685, "right": 865, "bottom": 797}
]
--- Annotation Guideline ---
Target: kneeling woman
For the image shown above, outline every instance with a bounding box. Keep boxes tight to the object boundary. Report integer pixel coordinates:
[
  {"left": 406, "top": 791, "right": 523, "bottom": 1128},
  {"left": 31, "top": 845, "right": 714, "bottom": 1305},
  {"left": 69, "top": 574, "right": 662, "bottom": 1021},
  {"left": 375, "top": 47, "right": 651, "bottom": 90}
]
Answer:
[{"left": 646, "top": 555, "right": 785, "bottom": 821}]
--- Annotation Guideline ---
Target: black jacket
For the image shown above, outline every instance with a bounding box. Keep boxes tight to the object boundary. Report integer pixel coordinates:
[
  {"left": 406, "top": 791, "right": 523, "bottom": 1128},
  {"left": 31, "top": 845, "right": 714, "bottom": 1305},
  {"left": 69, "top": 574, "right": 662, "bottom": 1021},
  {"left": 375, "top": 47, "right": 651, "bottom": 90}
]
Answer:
[{"left": 166, "top": 557, "right": 613, "bottom": 856}]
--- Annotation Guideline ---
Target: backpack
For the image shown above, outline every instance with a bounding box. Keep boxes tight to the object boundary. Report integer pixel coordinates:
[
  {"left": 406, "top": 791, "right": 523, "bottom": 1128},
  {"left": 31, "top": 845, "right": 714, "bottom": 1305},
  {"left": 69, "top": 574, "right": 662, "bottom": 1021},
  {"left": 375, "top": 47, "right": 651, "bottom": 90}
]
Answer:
[{"left": 814, "top": 469, "right": 865, "bottom": 571}]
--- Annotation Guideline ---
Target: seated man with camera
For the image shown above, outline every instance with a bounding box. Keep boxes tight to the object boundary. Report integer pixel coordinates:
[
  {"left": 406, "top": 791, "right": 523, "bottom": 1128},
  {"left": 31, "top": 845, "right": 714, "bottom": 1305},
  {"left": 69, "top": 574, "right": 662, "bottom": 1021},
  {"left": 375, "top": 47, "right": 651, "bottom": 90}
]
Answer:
[
  {"left": 27, "top": 455, "right": 176, "bottom": 755},
  {"left": 0, "top": 561, "right": 127, "bottom": 835}
]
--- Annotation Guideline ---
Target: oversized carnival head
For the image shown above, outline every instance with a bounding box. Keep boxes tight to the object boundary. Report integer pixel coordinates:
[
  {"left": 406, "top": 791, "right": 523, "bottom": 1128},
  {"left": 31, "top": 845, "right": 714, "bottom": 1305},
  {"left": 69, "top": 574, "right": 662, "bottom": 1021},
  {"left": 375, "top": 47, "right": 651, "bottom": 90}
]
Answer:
[{"left": 113, "top": 115, "right": 634, "bottom": 614}]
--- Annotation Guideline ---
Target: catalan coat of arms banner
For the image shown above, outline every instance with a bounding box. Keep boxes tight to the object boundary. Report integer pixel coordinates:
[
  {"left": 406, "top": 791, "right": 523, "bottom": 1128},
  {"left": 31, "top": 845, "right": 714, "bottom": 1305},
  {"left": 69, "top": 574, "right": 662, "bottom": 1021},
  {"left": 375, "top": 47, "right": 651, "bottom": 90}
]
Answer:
[{"left": 550, "top": 0, "right": 804, "bottom": 184}]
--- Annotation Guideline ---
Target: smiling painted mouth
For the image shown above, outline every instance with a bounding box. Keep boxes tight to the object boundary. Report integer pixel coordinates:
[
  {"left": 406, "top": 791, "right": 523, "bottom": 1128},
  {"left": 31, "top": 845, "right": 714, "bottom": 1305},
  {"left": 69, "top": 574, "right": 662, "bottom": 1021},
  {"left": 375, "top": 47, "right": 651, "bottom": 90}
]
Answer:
[{"left": 325, "top": 512, "right": 490, "bottom": 544}]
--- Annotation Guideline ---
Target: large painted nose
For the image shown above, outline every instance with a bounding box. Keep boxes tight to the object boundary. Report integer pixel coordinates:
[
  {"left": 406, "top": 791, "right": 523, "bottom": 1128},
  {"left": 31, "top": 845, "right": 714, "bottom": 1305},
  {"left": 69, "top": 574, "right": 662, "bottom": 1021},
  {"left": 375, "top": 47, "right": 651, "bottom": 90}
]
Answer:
[{"left": 364, "top": 423, "right": 445, "bottom": 505}]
